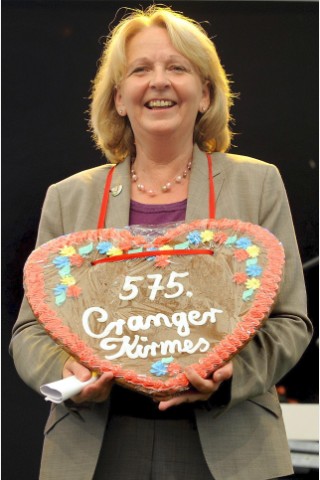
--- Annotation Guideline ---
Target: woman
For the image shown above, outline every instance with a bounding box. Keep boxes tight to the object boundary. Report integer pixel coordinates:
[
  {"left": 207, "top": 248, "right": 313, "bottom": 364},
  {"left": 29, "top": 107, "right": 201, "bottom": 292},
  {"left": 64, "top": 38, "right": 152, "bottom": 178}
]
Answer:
[{"left": 11, "top": 6, "right": 312, "bottom": 480}]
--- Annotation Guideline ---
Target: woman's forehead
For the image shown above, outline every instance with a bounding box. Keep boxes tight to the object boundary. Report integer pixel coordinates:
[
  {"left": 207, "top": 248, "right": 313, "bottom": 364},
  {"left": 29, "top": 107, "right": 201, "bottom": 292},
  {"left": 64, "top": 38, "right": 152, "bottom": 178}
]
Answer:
[{"left": 125, "top": 26, "right": 196, "bottom": 68}]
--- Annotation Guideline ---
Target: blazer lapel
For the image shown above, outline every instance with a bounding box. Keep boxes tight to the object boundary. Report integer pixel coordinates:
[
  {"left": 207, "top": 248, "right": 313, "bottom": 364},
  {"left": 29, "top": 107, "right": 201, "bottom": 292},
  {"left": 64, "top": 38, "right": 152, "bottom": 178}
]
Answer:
[
  {"left": 104, "top": 158, "right": 131, "bottom": 228},
  {"left": 186, "top": 146, "right": 226, "bottom": 221}
]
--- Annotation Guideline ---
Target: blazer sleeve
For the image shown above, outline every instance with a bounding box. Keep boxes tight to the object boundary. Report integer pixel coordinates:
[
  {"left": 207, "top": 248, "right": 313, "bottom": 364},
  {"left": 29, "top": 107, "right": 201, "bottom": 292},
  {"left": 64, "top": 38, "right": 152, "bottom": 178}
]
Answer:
[
  {"left": 226, "top": 164, "right": 313, "bottom": 409},
  {"left": 10, "top": 184, "right": 71, "bottom": 393}
]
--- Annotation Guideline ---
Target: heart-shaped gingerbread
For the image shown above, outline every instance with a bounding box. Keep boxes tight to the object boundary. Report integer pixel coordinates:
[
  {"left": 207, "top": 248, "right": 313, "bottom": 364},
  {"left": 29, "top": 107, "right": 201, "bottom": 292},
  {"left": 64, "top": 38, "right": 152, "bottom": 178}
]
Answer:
[{"left": 24, "top": 218, "right": 284, "bottom": 396}]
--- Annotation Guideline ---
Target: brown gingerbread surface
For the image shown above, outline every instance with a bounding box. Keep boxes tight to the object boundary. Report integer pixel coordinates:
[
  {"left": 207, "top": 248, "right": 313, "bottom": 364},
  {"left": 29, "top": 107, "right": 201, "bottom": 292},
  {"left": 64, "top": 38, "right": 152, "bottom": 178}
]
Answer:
[{"left": 24, "top": 219, "right": 284, "bottom": 396}]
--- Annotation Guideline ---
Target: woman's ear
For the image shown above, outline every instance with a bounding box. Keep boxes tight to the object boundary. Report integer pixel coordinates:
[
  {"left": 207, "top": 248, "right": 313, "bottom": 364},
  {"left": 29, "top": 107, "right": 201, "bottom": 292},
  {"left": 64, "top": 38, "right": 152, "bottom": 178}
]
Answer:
[
  {"left": 199, "top": 80, "right": 211, "bottom": 113},
  {"left": 114, "top": 86, "right": 126, "bottom": 116}
]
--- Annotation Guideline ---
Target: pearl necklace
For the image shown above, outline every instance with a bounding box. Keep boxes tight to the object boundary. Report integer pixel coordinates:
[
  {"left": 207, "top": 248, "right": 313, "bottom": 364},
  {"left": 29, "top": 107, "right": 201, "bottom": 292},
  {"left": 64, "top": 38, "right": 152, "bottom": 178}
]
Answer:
[{"left": 130, "top": 160, "right": 192, "bottom": 197}]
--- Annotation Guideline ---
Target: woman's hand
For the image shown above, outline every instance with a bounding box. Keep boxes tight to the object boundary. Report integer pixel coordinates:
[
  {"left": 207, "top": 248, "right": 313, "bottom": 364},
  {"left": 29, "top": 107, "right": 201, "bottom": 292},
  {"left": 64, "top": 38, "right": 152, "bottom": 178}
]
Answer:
[
  {"left": 63, "top": 357, "right": 114, "bottom": 404},
  {"left": 155, "top": 362, "right": 233, "bottom": 410}
]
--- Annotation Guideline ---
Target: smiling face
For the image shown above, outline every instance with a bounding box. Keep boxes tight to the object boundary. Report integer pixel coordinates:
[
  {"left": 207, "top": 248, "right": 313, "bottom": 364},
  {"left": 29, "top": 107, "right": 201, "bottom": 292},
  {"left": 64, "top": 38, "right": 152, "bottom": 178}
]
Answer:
[{"left": 115, "top": 26, "right": 210, "bottom": 147}]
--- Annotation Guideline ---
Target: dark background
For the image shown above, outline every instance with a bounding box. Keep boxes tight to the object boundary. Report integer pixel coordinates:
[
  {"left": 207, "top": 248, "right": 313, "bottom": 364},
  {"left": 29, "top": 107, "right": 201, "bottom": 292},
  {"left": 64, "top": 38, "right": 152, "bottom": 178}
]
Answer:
[{"left": 2, "top": 1, "right": 318, "bottom": 478}]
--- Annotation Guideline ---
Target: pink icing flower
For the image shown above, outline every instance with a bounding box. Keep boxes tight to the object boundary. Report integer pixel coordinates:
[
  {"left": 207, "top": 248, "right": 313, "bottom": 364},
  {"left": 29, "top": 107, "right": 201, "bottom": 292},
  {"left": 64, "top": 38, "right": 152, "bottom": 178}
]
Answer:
[
  {"left": 233, "top": 249, "right": 249, "bottom": 262},
  {"left": 213, "top": 232, "right": 228, "bottom": 244},
  {"left": 66, "top": 285, "right": 82, "bottom": 298},
  {"left": 70, "top": 254, "right": 85, "bottom": 267},
  {"left": 233, "top": 272, "right": 247, "bottom": 284},
  {"left": 155, "top": 255, "right": 170, "bottom": 268}
]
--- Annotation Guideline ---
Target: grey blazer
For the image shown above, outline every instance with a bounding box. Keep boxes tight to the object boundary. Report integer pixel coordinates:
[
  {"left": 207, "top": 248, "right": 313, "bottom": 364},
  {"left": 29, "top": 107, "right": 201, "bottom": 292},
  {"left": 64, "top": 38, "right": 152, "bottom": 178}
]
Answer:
[{"left": 11, "top": 146, "right": 312, "bottom": 480}]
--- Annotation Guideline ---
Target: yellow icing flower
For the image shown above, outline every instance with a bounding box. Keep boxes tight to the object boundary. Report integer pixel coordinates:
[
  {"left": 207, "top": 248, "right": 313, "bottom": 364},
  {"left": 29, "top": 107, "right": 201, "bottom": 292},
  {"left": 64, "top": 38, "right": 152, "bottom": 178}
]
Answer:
[
  {"left": 108, "top": 246, "right": 123, "bottom": 256},
  {"left": 245, "top": 278, "right": 261, "bottom": 290},
  {"left": 159, "top": 245, "right": 172, "bottom": 251},
  {"left": 60, "top": 275, "right": 76, "bottom": 286},
  {"left": 246, "top": 245, "right": 260, "bottom": 258},
  {"left": 201, "top": 230, "right": 214, "bottom": 242},
  {"left": 60, "top": 246, "right": 76, "bottom": 256}
]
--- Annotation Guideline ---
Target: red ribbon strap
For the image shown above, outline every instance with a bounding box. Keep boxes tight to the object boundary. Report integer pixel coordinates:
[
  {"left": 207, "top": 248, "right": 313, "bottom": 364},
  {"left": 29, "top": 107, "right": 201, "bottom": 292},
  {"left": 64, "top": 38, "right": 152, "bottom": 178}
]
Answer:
[
  {"left": 206, "top": 153, "right": 215, "bottom": 219},
  {"left": 97, "top": 166, "right": 115, "bottom": 229},
  {"left": 92, "top": 248, "right": 213, "bottom": 266}
]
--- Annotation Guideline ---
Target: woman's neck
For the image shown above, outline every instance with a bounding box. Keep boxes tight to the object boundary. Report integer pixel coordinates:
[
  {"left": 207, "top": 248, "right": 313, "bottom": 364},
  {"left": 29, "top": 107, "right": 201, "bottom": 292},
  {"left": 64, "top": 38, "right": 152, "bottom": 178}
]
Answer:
[
  {"left": 134, "top": 140, "right": 193, "bottom": 171},
  {"left": 130, "top": 142, "right": 194, "bottom": 205}
]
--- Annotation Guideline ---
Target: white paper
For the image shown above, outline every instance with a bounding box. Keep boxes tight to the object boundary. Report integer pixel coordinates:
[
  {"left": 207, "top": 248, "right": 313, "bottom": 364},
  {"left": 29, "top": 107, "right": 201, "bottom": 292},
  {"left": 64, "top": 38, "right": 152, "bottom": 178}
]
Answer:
[{"left": 40, "top": 374, "right": 98, "bottom": 404}]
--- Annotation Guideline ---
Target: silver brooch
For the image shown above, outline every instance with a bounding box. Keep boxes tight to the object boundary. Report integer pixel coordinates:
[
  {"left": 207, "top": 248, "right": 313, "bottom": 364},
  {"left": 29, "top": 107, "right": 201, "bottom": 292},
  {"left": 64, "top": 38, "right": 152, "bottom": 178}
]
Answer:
[{"left": 110, "top": 185, "right": 123, "bottom": 197}]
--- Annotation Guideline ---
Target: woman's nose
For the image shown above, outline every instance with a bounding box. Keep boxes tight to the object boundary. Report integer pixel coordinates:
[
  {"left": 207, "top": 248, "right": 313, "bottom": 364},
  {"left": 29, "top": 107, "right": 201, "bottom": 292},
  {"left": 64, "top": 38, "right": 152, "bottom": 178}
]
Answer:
[{"left": 149, "top": 67, "right": 170, "bottom": 89}]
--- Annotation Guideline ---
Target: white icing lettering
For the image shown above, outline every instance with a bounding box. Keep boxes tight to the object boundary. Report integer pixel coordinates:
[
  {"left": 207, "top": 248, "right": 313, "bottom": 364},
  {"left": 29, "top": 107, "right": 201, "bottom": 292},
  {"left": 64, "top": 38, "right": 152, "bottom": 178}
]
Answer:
[
  {"left": 147, "top": 273, "right": 165, "bottom": 301},
  {"left": 82, "top": 307, "right": 125, "bottom": 339},
  {"left": 81, "top": 305, "right": 223, "bottom": 361},
  {"left": 126, "top": 315, "right": 144, "bottom": 331},
  {"left": 171, "top": 311, "right": 190, "bottom": 337},
  {"left": 202, "top": 307, "right": 223, "bottom": 324},
  {"left": 99, "top": 336, "right": 210, "bottom": 360},
  {"left": 118, "top": 271, "right": 190, "bottom": 302}
]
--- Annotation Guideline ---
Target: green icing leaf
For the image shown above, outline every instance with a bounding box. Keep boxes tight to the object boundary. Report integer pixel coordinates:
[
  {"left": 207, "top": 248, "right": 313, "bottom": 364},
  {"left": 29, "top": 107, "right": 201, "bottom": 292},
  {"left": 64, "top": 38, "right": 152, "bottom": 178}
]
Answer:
[
  {"left": 242, "top": 289, "right": 254, "bottom": 302},
  {"left": 246, "top": 258, "right": 258, "bottom": 266},
  {"left": 78, "top": 243, "right": 93, "bottom": 256},
  {"left": 225, "top": 235, "right": 237, "bottom": 246},
  {"left": 162, "top": 356, "right": 174, "bottom": 364},
  {"left": 128, "top": 247, "right": 143, "bottom": 253},
  {"left": 174, "top": 241, "right": 189, "bottom": 250},
  {"left": 55, "top": 292, "right": 66, "bottom": 306},
  {"left": 58, "top": 265, "right": 71, "bottom": 277}
]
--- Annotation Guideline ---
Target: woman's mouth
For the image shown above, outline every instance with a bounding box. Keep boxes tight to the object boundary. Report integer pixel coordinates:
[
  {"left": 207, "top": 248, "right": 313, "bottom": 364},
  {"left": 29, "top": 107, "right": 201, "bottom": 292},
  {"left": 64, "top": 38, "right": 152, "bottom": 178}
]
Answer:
[{"left": 145, "top": 100, "right": 176, "bottom": 109}]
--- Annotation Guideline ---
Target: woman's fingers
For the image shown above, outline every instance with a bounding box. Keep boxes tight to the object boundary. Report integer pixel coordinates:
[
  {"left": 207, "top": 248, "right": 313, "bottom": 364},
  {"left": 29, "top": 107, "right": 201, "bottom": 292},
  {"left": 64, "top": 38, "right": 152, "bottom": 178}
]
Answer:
[
  {"left": 155, "top": 362, "right": 233, "bottom": 410},
  {"left": 184, "top": 367, "right": 217, "bottom": 394},
  {"left": 63, "top": 358, "right": 114, "bottom": 403},
  {"left": 76, "top": 372, "right": 114, "bottom": 403},
  {"left": 63, "top": 357, "right": 92, "bottom": 382},
  {"left": 212, "top": 362, "right": 233, "bottom": 383}
]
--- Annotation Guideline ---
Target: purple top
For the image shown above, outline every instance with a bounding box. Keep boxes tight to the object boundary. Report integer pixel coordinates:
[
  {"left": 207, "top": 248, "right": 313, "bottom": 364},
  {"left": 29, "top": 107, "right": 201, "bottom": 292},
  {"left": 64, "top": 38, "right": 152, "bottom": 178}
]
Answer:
[{"left": 129, "top": 198, "right": 187, "bottom": 226}]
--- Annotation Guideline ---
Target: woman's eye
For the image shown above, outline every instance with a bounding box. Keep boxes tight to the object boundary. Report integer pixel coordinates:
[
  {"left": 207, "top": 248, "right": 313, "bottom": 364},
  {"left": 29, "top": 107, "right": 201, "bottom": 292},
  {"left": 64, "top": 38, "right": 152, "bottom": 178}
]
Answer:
[
  {"left": 169, "top": 65, "right": 187, "bottom": 72},
  {"left": 131, "top": 66, "right": 148, "bottom": 74}
]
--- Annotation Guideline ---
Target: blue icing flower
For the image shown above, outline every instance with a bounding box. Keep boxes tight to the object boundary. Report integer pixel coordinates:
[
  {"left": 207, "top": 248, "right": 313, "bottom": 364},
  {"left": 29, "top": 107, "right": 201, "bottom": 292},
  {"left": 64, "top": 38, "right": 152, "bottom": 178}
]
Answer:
[
  {"left": 53, "top": 256, "right": 70, "bottom": 269},
  {"left": 150, "top": 360, "right": 168, "bottom": 376},
  {"left": 235, "top": 237, "right": 252, "bottom": 249},
  {"left": 53, "top": 284, "right": 68, "bottom": 296},
  {"left": 96, "top": 241, "right": 113, "bottom": 254},
  {"left": 246, "top": 264, "right": 263, "bottom": 277},
  {"left": 146, "top": 247, "right": 157, "bottom": 261},
  {"left": 187, "top": 230, "right": 202, "bottom": 245}
]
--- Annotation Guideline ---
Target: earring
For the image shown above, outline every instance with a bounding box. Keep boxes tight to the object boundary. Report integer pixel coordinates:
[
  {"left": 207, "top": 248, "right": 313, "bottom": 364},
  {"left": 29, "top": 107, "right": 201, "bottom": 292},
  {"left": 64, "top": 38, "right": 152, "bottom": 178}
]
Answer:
[
  {"left": 201, "top": 106, "right": 207, "bottom": 113},
  {"left": 119, "top": 109, "right": 123, "bottom": 115}
]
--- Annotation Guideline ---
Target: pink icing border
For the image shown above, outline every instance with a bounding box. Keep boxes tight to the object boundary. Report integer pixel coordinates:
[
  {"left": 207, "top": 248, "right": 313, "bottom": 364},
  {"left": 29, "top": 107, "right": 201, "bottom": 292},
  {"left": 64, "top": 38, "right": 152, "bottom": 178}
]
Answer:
[{"left": 24, "top": 218, "right": 284, "bottom": 394}]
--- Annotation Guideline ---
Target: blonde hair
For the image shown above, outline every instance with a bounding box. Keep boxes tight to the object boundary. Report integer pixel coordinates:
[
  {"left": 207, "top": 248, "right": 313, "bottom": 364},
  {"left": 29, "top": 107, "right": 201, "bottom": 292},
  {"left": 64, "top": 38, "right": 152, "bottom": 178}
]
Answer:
[{"left": 90, "top": 5, "right": 234, "bottom": 163}]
